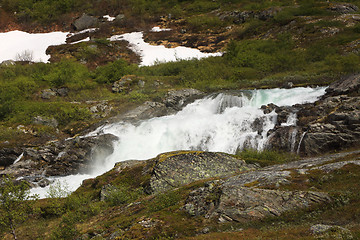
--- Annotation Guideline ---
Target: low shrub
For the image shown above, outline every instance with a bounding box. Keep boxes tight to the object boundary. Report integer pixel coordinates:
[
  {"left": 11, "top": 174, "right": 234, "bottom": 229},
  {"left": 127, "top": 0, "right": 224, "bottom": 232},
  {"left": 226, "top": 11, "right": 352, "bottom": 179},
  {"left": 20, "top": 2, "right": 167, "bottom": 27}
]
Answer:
[
  {"left": 148, "top": 191, "right": 181, "bottom": 212},
  {"left": 236, "top": 149, "right": 298, "bottom": 166}
]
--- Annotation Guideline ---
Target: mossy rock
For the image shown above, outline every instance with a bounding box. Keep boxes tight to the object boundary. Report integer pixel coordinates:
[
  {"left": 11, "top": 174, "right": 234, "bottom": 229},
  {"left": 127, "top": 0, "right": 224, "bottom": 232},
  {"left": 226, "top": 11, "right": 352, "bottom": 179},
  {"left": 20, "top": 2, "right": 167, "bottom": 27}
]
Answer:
[{"left": 149, "top": 151, "right": 256, "bottom": 193}]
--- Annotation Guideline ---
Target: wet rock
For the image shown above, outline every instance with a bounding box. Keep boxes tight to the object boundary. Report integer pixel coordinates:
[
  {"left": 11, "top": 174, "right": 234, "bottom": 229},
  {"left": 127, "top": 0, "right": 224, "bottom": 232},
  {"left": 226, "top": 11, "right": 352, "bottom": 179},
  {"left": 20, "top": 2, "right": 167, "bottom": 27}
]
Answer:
[
  {"left": 120, "top": 101, "right": 169, "bottom": 121},
  {"left": 33, "top": 116, "right": 59, "bottom": 128},
  {"left": 73, "top": 14, "right": 99, "bottom": 31},
  {"left": 326, "top": 74, "right": 360, "bottom": 96},
  {"left": 328, "top": 3, "right": 359, "bottom": 14},
  {"left": 0, "top": 148, "right": 22, "bottom": 167},
  {"left": 0, "top": 134, "right": 118, "bottom": 178},
  {"left": 164, "top": 89, "right": 203, "bottom": 110},
  {"left": 149, "top": 151, "right": 257, "bottom": 193},
  {"left": 310, "top": 224, "right": 353, "bottom": 239},
  {"left": 282, "top": 81, "right": 294, "bottom": 89}
]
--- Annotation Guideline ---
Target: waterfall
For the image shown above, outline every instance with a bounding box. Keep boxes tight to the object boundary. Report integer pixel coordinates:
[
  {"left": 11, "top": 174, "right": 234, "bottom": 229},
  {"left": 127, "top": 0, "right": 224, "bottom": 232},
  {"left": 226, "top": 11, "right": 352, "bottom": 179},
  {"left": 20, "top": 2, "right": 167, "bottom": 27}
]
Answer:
[
  {"left": 297, "top": 131, "right": 307, "bottom": 154},
  {"left": 31, "top": 87, "right": 326, "bottom": 198}
]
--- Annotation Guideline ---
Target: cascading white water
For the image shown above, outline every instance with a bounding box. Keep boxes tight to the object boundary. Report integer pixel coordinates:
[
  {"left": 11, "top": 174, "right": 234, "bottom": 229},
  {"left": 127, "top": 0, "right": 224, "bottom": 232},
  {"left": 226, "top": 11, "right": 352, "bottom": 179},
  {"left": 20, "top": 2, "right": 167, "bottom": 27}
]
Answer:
[{"left": 31, "top": 86, "right": 326, "bottom": 198}]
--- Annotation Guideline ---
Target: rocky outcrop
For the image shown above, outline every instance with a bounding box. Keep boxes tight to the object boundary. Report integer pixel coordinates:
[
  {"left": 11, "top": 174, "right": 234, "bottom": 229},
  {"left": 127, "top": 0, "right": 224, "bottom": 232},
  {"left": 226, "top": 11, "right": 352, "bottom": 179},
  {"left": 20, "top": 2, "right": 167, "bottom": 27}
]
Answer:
[
  {"left": 267, "top": 74, "right": 360, "bottom": 155},
  {"left": 112, "top": 75, "right": 142, "bottom": 93},
  {"left": 164, "top": 89, "right": 203, "bottom": 110},
  {"left": 182, "top": 150, "right": 360, "bottom": 222},
  {"left": 148, "top": 151, "right": 257, "bottom": 193},
  {"left": 218, "top": 7, "right": 281, "bottom": 24},
  {"left": 41, "top": 88, "right": 69, "bottom": 99},
  {"left": 325, "top": 74, "right": 360, "bottom": 96},
  {"left": 0, "top": 148, "right": 22, "bottom": 168},
  {"left": 72, "top": 14, "right": 99, "bottom": 31},
  {"left": 328, "top": 3, "right": 359, "bottom": 14},
  {"left": 310, "top": 224, "right": 353, "bottom": 239},
  {"left": 0, "top": 134, "right": 118, "bottom": 186},
  {"left": 33, "top": 116, "right": 58, "bottom": 128}
]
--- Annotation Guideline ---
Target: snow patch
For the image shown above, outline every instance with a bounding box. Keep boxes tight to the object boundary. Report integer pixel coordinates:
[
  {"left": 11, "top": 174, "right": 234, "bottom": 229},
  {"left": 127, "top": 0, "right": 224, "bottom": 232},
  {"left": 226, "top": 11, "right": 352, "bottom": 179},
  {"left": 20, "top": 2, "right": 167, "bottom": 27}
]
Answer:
[
  {"left": 103, "top": 15, "right": 116, "bottom": 21},
  {"left": 151, "top": 26, "right": 171, "bottom": 32},
  {"left": 109, "top": 32, "right": 222, "bottom": 66},
  {"left": 0, "top": 30, "right": 68, "bottom": 63}
]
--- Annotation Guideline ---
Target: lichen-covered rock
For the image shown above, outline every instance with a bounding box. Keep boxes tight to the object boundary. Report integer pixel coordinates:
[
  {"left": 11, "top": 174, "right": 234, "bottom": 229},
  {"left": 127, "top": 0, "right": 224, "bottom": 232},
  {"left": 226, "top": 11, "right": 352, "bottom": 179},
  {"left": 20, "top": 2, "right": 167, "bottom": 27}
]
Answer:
[
  {"left": 112, "top": 75, "right": 142, "bottom": 93},
  {"left": 33, "top": 116, "right": 58, "bottom": 128},
  {"left": 149, "top": 151, "right": 257, "bottom": 193},
  {"left": 184, "top": 180, "right": 330, "bottom": 222},
  {"left": 310, "top": 224, "right": 353, "bottom": 239},
  {"left": 73, "top": 14, "right": 98, "bottom": 31}
]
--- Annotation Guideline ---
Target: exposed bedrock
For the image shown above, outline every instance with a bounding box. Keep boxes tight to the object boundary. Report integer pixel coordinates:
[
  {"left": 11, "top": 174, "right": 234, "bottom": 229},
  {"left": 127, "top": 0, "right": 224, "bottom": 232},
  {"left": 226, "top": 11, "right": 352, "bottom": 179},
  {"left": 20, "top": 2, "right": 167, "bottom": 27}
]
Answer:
[
  {"left": 129, "top": 151, "right": 360, "bottom": 222},
  {"left": 0, "top": 134, "right": 118, "bottom": 186},
  {"left": 267, "top": 74, "right": 360, "bottom": 156}
]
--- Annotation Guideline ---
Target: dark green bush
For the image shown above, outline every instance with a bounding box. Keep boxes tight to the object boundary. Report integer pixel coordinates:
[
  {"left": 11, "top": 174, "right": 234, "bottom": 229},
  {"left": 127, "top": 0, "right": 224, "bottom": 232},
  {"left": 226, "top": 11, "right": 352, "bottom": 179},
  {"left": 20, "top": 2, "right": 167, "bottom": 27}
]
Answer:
[
  {"left": 94, "top": 59, "right": 136, "bottom": 84},
  {"left": 148, "top": 191, "right": 181, "bottom": 212}
]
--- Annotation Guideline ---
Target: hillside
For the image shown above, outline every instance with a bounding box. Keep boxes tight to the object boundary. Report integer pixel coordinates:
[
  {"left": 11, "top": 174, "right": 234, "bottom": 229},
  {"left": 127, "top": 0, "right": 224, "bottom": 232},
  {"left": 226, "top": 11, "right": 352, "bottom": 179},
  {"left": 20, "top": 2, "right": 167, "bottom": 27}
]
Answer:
[{"left": 1, "top": 0, "right": 360, "bottom": 239}]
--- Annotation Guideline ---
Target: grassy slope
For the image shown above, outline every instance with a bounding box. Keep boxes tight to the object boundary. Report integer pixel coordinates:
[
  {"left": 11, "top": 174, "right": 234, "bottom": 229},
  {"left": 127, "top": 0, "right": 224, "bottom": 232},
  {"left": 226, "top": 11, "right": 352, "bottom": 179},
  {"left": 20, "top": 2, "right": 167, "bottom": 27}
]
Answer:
[
  {"left": 1, "top": 1, "right": 360, "bottom": 238},
  {"left": 1, "top": 0, "right": 360, "bottom": 147},
  {"left": 1, "top": 151, "right": 359, "bottom": 239}
]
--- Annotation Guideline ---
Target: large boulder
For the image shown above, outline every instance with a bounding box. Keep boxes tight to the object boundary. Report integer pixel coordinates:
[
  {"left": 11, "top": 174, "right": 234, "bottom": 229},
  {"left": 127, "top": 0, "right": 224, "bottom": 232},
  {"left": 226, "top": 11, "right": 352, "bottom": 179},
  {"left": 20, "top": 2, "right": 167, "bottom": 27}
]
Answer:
[
  {"left": 0, "top": 134, "right": 118, "bottom": 186},
  {"left": 164, "top": 89, "right": 203, "bottom": 110},
  {"left": 184, "top": 182, "right": 330, "bottom": 222},
  {"left": 73, "top": 14, "right": 99, "bottom": 31},
  {"left": 326, "top": 74, "right": 360, "bottom": 96},
  {"left": 149, "top": 151, "right": 257, "bottom": 193}
]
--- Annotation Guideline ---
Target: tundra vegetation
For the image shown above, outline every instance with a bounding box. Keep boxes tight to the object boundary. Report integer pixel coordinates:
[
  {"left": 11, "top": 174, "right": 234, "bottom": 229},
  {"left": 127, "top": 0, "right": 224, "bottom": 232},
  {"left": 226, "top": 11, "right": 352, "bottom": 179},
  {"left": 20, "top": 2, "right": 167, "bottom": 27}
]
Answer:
[{"left": 0, "top": 0, "right": 360, "bottom": 239}]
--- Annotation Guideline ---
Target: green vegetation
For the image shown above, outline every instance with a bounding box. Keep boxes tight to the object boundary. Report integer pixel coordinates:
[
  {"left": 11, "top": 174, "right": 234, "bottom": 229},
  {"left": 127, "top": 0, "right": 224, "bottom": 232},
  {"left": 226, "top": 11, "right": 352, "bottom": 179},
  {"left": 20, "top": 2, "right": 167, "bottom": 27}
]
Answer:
[
  {"left": 236, "top": 149, "right": 298, "bottom": 166},
  {"left": 0, "top": 176, "right": 37, "bottom": 240}
]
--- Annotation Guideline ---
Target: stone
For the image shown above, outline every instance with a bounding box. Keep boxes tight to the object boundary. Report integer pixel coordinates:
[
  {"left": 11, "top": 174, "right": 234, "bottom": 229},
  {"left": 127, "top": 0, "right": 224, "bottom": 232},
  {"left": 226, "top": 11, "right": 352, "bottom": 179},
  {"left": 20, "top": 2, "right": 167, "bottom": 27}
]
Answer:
[
  {"left": 326, "top": 74, "right": 360, "bottom": 96},
  {"left": 0, "top": 60, "right": 15, "bottom": 66},
  {"left": 33, "top": 116, "right": 59, "bottom": 128},
  {"left": 115, "top": 14, "right": 125, "bottom": 23},
  {"left": 73, "top": 14, "right": 98, "bottom": 31},
  {"left": 149, "top": 151, "right": 257, "bottom": 193},
  {"left": 164, "top": 89, "right": 203, "bottom": 110},
  {"left": 41, "top": 89, "right": 57, "bottom": 99},
  {"left": 54, "top": 87, "right": 69, "bottom": 97},
  {"left": 112, "top": 75, "right": 138, "bottom": 93},
  {"left": 328, "top": 3, "right": 359, "bottom": 14},
  {"left": 310, "top": 224, "right": 353, "bottom": 239},
  {"left": 100, "top": 184, "right": 117, "bottom": 201},
  {"left": 0, "top": 148, "right": 22, "bottom": 167},
  {"left": 0, "top": 134, "right": 118, "bottom": 179},
  {"left": 184, "top": 181, "right": 330, "bottom": 222},
  {"left": 282, "top": 81, "right": 294, "bottom": 89}
]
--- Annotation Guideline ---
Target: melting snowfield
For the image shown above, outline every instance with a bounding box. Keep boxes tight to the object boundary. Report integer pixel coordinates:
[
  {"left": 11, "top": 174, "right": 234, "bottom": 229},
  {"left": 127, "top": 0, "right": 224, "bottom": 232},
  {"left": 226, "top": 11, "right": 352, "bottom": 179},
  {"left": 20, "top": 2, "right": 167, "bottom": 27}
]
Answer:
[
  {"left": 0, "top": 30, "right": 69, "bottom": 63},
  {"left": 110, "top": 32, "right": 222, "bottom": 66},
  {"left": 31, "top": 87, "right": 327, "bottom": 198}
]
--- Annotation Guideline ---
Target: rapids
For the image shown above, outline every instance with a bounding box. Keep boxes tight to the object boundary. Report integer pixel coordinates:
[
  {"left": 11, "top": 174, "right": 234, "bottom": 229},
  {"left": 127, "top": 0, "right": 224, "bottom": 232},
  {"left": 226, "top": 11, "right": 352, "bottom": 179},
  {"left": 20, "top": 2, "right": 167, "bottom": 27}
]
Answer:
[{"left": 31, "top": 86, "right": 326, "bottom": 198}]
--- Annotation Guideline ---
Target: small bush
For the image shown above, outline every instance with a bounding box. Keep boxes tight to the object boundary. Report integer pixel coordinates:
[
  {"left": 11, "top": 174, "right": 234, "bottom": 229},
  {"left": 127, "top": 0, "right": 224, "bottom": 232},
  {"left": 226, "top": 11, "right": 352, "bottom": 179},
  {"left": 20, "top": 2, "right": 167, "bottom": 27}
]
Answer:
[
  {"left": 237, "top": 149, "right": 298, "bottom": 166},
  {"left": 104, "top": 184, "right": 142, "bottom": 206},
  {"left": 94, "top": 59, "right": 136, "bottom": 84}
]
